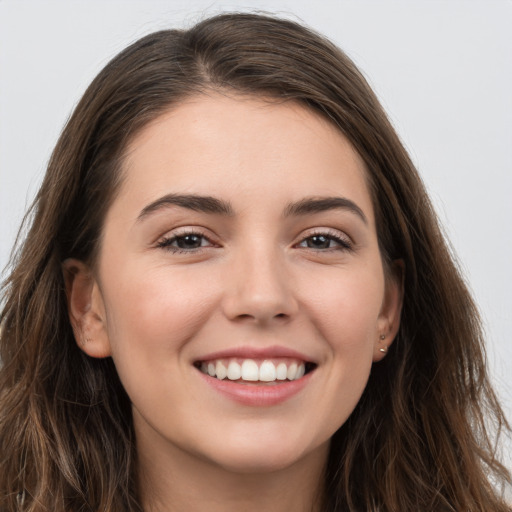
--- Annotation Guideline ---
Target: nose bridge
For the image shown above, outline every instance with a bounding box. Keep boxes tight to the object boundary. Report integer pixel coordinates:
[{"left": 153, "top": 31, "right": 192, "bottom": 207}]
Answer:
[{"left": 222, "top": 235, "right": 297, "bottom": 323}]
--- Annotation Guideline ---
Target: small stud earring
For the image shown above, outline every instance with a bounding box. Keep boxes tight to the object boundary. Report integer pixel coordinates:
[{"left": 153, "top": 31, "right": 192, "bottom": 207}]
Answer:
[{"left": 379, "top": 334, "right": 387, "bottom": 353}]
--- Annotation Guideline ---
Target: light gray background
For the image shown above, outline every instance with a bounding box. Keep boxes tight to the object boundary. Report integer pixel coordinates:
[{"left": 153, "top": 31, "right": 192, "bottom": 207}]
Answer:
[{"left": 1, "top": 0, "right": 511, "bottom": 466}]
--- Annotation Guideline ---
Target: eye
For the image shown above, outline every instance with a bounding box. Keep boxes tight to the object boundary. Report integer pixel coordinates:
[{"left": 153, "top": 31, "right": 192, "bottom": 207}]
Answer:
[
  {"left": 296, "top": 231, "right": 352, "bottom": 251},
  {"left": 157, "top": 231, "right": 215, "bottom": 253}
]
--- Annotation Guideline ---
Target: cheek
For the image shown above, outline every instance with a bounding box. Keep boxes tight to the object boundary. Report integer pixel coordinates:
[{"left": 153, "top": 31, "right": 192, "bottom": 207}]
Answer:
[
  {"left": 301, "top": 263, "right": 385, "bottom": 353},
  {"left": 101, "top": 261, "right": 220, "bottom": 358},
  {"left": 298, "top": 261, "right": 384, "bottom": 425},
  {"left": 98, "top": 262, "right": 223, "bottom": 422}
]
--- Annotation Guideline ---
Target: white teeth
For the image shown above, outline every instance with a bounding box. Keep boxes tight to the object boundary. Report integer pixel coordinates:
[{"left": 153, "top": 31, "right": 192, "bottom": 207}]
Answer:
[
  {"left": 287, "top": 362, "right": 297, "bottom": 380},
  {"left": 199, "top": 358, "right": 311, "bottom": 382},
  {"left": 241, "top": 360, "right": 259, "bottom": 381},
  {"left": 216, "top": 361, "right": 227, "bottom": 380},
  {"left": 227, "top": 361, "right": 242, "bottom": 380},
  {"left": 259, "top": 361, "right": 277, "bottom": 382},
  {"left": 276, "top": 362, "right": 288, "bottom": 380}
]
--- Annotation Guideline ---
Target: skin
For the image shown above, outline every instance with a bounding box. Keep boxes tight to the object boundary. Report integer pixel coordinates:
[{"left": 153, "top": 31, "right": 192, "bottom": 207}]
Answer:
[{"left": 64, "top": 93, "right": 402, "bottom": 512}]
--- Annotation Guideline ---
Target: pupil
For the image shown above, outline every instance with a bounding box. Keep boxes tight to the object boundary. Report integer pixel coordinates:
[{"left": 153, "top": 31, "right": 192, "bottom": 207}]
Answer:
[
  {"left": 177, "top": 235, "right": 201, "bottom": 249},
  {"left": 308, "top": 235, "right": 330, "bottom": 249}
]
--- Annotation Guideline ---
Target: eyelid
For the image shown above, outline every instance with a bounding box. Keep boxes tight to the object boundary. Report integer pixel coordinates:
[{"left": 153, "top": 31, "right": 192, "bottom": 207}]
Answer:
[
  {"left": 155, "top": 226, "right": 219, "bottom": 252},
  {"left": 294, "top": 227, "right": 354, "bottom": 251}
]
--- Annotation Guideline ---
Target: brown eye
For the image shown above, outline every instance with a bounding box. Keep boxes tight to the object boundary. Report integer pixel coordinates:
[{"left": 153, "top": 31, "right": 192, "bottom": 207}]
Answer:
[
  {"left": 174, "top": 234, "right": 204, "bottom": 249},
  {"left": 305, "top": 235, "right": 332, "bottom": 249},
  {"left": 157, "top": 232, "right": 214, "bottom": 253},
  {"left": 297, "top": 233, "right": 352, "bottom": 251}
]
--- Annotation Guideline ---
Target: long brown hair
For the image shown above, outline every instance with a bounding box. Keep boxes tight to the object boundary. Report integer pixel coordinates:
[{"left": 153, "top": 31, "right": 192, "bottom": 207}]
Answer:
[{"left": 1, "top": 12, "right": 510, "bottom": 512}]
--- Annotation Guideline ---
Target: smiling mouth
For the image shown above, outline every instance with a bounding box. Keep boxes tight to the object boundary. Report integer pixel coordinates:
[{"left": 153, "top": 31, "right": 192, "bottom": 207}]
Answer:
[{"left": 194, "top": 358, "right": 317, "bottom": 384}]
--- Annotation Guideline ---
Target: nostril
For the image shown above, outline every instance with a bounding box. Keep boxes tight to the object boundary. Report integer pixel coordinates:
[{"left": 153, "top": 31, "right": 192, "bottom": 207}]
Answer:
[
  {"left": 233, "top": 312, "right": 290, "bottom": 322},
  {"left": 235, "top": 313, "right": 255, "bottom": 321}
]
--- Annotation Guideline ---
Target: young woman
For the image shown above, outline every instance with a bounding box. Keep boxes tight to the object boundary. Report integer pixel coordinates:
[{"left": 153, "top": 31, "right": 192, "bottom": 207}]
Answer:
[{"left": 0, "top": 12, "right": 510, "bottom": 512}]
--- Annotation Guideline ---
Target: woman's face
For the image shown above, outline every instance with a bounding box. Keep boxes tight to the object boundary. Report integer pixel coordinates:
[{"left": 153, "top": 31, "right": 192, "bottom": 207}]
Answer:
[{"left": 68, "top": 94, "right": 402, "bottom": 474}]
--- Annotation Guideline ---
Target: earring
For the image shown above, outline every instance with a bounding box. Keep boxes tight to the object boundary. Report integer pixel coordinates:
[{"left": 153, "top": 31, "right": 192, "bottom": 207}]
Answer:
[{"left": 379, "top": 334, "right": 387, "bottom": 353}]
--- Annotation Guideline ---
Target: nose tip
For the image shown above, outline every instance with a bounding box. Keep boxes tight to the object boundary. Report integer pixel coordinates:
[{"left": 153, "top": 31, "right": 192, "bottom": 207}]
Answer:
[{"left": 221, "top": 255, "right": 298, "bottom": 325}]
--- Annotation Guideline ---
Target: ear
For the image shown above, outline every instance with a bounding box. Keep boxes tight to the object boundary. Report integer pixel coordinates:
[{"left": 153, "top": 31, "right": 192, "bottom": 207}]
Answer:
[
  {"left": 373, "top": 260, "right": 404, "bottom": 362},
  {"left": 62, "top": 258, "right": 112, "bottom": 358}
]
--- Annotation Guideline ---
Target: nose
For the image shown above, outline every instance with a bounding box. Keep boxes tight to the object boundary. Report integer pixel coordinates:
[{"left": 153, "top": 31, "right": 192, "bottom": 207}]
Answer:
[{"left": 221, "top": 245, "right": 298, "bottom": 325}]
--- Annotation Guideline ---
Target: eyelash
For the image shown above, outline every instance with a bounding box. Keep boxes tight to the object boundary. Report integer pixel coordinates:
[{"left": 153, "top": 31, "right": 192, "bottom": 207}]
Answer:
[
  {"left": 156, "top": 230, "right": 214, "bottom": 254},
  {"left": 156, "top": 229, "right": 353, "bottom": 254},
  {"left": 295, "top": 230, "right": 353, "bottom": 252}
]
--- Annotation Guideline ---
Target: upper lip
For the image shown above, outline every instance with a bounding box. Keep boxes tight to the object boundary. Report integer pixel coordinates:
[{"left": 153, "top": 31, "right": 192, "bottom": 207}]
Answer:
[{"left": 194, "top": 345, "right": 317, "bottom": 364}]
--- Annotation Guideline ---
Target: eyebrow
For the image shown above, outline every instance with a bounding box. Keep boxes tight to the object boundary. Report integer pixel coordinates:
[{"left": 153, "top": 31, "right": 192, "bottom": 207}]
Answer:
[
  {"left": 283, "top": 196, "right": 368, "bottom": 224},
  {"left": 137, "top": 193, "right": 234, "bottom": 221},
  {"left": 137, "top": 193, "right": 367, "bottom": 225}
]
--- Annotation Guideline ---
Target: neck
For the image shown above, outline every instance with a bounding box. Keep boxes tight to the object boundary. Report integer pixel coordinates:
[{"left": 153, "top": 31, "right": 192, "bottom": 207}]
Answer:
[{"left": 137, "top": 429, "right": 328, "bottom": 512}]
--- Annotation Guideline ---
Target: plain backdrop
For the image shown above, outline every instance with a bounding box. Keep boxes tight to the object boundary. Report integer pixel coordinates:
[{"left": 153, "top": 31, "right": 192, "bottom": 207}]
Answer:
[{"left": 1, "top": 0, "right": 511, "bottom": 466}]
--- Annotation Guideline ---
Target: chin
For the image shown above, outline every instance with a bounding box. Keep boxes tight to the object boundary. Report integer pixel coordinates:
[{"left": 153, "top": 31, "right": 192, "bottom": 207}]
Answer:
[{"left": 201, "top": 433, "right": 329, "bottom": 475}]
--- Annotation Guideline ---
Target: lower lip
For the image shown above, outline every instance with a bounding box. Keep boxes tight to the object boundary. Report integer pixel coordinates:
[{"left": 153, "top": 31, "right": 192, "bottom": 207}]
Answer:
[{"left": 197, "top": 370, "right": 313, "bottom": 406}]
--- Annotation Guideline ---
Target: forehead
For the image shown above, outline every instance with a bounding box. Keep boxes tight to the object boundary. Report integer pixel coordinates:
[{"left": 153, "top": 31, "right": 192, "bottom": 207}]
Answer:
[{"left": 116, "top": 93, "right": 374, "bottom": 224}]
